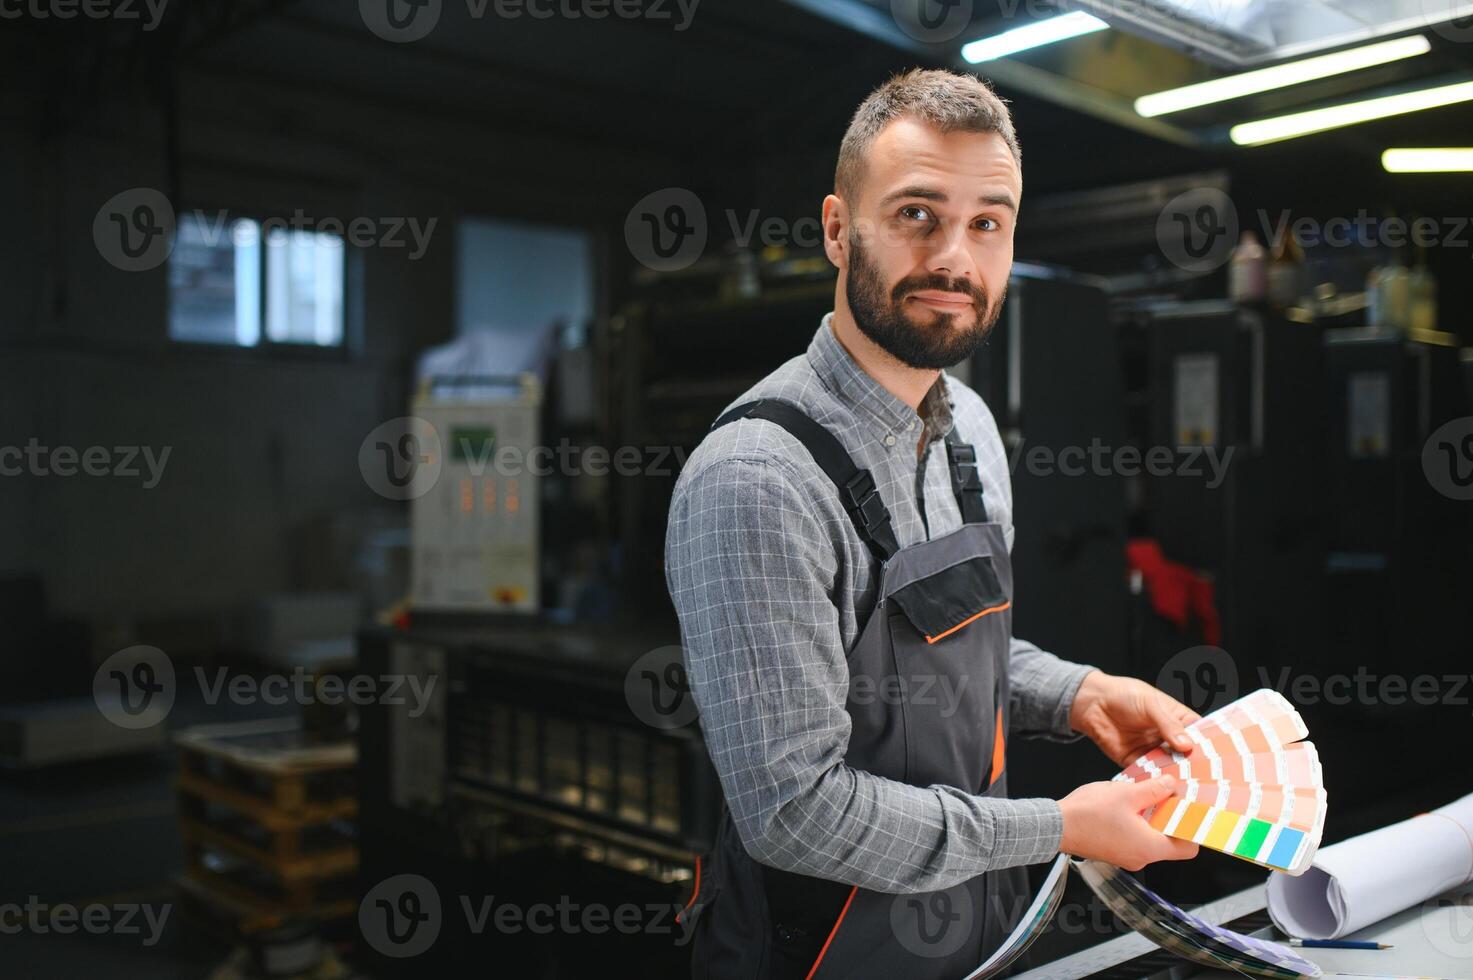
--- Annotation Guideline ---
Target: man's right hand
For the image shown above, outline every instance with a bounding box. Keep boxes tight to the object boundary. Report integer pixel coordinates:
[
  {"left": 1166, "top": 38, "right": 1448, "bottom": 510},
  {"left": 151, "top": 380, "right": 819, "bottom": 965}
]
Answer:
[{"left": 1058, "top": 776, "right": 1200, "bottom": 871}]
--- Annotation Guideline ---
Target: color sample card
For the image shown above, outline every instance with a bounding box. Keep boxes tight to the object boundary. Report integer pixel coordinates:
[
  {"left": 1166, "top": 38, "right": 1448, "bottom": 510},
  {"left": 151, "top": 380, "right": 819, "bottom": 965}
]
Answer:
[
  {"left": 1114, "top": 688, "right": 1326, "bottom": 875},
  {"left": 1147, "top": 796, "right": 1314, "bottom": 872},
  {"left": 1127, "top": 742, "right": 1322, "bottom": 786},
  {"left": 1169, "top": 779, "right": 1325, "bottom": 833}
]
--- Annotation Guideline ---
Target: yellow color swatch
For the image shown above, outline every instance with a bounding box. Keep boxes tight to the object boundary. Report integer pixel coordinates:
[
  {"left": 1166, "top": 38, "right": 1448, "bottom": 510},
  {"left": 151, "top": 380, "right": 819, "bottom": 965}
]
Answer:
[{"left": 1203, "top": 810, "right": 1240, "bottom": 850}]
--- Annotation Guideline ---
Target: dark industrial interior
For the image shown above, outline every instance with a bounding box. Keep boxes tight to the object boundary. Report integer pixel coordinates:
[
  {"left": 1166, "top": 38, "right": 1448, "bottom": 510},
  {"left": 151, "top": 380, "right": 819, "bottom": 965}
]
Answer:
[{"left": 2, "top": 1, "right": 1471, "bottom": 977}]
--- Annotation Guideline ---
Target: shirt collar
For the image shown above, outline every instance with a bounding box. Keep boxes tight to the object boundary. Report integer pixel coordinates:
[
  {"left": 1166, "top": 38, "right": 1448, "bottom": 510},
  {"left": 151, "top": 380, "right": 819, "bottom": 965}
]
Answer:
[{"left": 809, "top": 313, "right": 957, "bottom": 448}]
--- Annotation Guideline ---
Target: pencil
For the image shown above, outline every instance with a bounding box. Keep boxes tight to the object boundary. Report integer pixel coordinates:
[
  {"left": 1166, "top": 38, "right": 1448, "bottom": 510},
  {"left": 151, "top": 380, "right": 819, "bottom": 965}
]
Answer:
[{"left": 1288, "top": 938, "right": 1393, "bottom": 950}]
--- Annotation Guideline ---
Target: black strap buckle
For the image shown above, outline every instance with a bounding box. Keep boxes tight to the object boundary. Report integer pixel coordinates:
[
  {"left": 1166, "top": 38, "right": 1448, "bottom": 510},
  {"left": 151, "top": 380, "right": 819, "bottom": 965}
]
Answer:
[
  {"left": 948, "top": 443, "right": 983, "bottom": 492},
  {"left": 841, "top": 470, "right": 892, "bottom": 539}
]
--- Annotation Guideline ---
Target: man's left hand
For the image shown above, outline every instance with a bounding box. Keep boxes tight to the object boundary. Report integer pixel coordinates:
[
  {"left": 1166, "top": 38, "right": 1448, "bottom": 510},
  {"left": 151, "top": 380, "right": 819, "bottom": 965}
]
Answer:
[{"left": 1068, "top": 671, "right": 1201, "bottom": 768}]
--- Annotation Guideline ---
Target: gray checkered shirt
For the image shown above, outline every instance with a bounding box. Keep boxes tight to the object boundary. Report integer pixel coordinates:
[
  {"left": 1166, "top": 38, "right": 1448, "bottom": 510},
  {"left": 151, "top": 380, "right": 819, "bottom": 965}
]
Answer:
[{"left": 664, "top": 315, "right": 1096, "bottom": 894}]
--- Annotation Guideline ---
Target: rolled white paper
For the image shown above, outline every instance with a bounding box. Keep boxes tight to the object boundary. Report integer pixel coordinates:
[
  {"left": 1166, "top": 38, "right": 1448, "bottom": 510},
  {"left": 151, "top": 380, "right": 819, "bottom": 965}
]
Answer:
[{"left": 1266, "top": 791, "right": 1473, "bottom": 939}]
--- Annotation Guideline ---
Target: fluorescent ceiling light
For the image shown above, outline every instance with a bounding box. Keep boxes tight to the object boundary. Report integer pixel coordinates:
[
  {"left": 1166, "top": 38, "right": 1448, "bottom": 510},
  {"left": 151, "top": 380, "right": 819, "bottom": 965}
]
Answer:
[
  {"left": 961, "top": 11, "right": 1109, "bottom": 64},
  {"left": 1383, "top": 148, "right": 1473, "bottom": 172},
  {"left": 1230, "top": 80, "right": 1473, "bottom": 145},
  {"left": 1071, "top": 0, "right": 1473, "bottom": 67},
  {"left": 1136, "top": 35, "right": 1432, "bottom": 117}
]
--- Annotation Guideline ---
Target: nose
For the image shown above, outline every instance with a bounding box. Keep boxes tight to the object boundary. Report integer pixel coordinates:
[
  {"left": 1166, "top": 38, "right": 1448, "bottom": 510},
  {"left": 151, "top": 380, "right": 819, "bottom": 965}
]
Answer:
[{"left": 925, "top": 221, "right": 975, "bottom": 284}]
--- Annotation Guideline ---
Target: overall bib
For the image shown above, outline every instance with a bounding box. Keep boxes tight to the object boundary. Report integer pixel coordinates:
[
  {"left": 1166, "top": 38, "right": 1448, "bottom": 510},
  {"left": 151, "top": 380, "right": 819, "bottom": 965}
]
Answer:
[{"left": 684, "top": 400, "right": 1028, "bottom": 980}]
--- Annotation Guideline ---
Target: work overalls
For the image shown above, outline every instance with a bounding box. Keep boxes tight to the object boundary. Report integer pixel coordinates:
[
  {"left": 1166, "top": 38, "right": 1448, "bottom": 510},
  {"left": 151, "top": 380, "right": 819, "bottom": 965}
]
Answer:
[{"left": 684, "top": 399, "right": 1028, "bottom": 980}]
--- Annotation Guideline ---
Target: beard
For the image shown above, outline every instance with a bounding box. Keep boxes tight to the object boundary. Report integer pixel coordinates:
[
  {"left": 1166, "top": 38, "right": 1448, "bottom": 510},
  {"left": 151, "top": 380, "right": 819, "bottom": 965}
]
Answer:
[{"left": 844, "top": 233, "right": 1005, "bottom": 370}]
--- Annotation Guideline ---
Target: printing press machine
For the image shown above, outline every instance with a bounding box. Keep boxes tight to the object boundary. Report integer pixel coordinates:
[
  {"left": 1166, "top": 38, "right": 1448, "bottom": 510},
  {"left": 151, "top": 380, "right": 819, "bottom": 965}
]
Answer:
[{"left": 356, "top": 620, "right": 719, "bottom": 975}]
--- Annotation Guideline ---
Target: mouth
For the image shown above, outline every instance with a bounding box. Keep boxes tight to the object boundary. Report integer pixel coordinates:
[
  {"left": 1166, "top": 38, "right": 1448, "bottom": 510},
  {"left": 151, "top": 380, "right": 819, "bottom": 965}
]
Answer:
[{"left": 906, "top": 291, "right": 977, "bottom": 312}]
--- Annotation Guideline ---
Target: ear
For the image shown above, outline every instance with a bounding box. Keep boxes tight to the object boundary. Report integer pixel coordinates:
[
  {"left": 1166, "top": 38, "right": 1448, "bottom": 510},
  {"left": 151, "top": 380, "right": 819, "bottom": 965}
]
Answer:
[{"left": 821, "top": 194, "right": 846, "bottom": 269}]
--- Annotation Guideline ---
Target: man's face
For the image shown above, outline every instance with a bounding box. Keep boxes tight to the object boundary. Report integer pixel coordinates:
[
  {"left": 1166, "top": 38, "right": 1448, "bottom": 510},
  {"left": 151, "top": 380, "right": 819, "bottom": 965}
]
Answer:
[{"left": 838, "top": 118, "right": 1021, "bottom": 370}]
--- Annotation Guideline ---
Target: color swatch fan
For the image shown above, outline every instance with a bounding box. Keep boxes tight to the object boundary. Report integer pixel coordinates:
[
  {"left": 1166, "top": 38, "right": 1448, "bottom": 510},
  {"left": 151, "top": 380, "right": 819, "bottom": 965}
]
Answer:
[{"left": 1114, "top": 689, "right": 1326, "bottom": 875}]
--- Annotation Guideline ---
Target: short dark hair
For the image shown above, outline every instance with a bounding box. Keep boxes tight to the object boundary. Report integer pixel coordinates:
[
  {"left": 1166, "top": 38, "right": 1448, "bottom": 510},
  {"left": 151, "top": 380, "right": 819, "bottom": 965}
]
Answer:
[{"left": 835, "top": 68, "right": 1022, "bottom": 204}]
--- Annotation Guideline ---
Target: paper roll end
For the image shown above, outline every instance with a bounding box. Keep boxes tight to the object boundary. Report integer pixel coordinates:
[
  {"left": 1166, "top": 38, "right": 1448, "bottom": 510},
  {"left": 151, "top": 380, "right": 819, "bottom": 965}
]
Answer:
[{"left": 1266, "top": 865, "right": 1340, "bottom": 940}]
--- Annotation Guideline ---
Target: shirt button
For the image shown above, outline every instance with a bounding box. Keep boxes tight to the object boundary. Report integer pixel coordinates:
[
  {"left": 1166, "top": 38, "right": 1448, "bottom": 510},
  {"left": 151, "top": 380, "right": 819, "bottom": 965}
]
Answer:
[{"left": 883, "top": 434, "right": 897, "bottom": 447}]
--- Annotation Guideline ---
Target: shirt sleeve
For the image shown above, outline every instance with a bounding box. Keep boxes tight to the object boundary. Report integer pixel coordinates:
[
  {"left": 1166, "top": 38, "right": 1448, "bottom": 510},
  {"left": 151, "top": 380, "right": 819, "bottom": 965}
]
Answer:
[
  {"left": 665, "top": 453, "right": 1065, "bottom": 894},
  {"left": 1007, "top": 638, "right": 1095, "bottom": 742}
]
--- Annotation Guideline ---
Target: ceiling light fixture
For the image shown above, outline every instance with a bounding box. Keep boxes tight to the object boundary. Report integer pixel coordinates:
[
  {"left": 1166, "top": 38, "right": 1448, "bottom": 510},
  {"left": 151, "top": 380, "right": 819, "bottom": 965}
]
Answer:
[
  {"left": 961, "top": 11, "right": 1109, "bottom": 64},
  {"left": 1136, "top": 35, "right": 1432, "bottom": 117},
  {"left": 1230, "top": 79, "right": 1473, "bottom": 145},
  {"left": 1382, "top": 147, "right": 1473, "bottom": 172}
]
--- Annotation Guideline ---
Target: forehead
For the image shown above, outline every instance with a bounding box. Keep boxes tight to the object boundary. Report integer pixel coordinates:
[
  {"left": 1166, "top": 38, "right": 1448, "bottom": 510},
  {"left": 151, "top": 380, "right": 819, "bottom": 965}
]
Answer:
[{"left": 861, "top": 116, "right": 1022, "bottom": 206}]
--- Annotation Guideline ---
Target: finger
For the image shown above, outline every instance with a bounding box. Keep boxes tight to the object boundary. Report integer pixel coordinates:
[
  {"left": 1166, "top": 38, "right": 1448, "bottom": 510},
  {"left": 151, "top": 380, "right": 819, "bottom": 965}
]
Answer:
[
  {"left": 1148, "top": 694, "right": 1194, "bottom": 752},
  {"left": 1131, "top": 774, "right": 1179, "bottom": 811},
  {"left": 1120, "top": 737, "right": 1165, "bottom": 767},
  {"left": 1153, "top": 836, "right": 1200, "bottom": 862}
]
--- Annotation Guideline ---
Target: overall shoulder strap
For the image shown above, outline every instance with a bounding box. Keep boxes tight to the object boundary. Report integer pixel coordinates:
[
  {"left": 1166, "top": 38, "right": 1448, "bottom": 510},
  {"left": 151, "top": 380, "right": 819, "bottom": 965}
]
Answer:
[
  {"left": 944, "top": 430, "right": 991, "bottom": 525},
  {"left": 711, "top": 400, "right": 899, "bottom": 562}
]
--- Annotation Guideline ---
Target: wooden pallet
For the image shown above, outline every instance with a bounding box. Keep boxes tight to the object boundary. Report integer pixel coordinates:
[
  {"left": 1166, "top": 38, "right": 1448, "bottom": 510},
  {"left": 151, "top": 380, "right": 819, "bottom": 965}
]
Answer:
[
  {"left": 174, "top": 718, "right": 358, "bottom": 933},
  {"left": 176, "top": 718, "right": 356, "bottom": 815},
  {"left": 178, "top": 813, "right": 358, "bottom": 885},
  {"left": 175, "top": 870, "right": 356, "bottom": 937}
]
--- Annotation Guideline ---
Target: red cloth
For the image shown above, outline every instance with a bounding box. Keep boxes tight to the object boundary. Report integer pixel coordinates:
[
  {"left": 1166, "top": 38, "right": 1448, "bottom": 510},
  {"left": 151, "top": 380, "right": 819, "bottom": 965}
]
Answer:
[{"left": 1126, "top": 539, "right": 1221, "bottom": 646}]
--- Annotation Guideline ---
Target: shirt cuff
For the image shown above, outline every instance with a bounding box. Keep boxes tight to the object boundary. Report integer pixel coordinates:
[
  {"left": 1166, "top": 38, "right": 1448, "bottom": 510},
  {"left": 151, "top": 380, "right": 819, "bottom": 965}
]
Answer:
[
  {"left": 1012, "top": 658, "right": 1097, "bottom": 743},
  {"left": 993, "top": 796, "right": 1066, "bottom": 867},
  {"left": 1044, "top": 662, "right": 1097, "bottom": 739}
]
